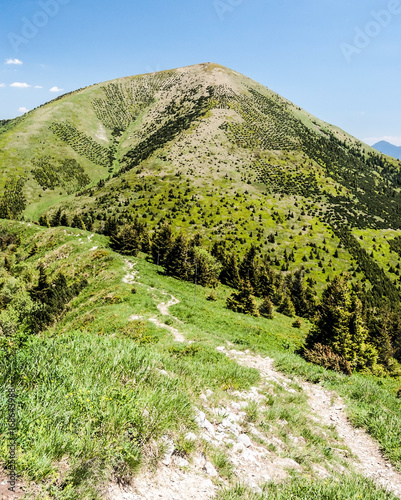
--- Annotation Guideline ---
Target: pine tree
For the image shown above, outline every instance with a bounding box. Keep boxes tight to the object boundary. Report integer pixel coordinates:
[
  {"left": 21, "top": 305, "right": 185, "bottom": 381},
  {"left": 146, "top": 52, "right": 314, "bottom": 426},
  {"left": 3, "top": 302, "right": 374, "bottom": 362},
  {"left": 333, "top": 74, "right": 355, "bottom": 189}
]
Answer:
[
  {"left": 226, "top": 279, "right": 259, "bottom": 317},
  {"left": 60, "top": 213, "right": 69, "bottom": 226},
  {"left": 239, "top": 245, "right": 258, "bottom": 290},
  {"left": 38, "top": 215, "right": 50, "bottom": 227},
  {"left": 110, "top": 224, "right": 141, "bottom": 256},
  {"left": 71, "top": 215, "right": 86, "bottom": 230},
  {"left": 151, "top": 223, "right": 174, "bottom": 266},
  {"left": 259, "top": 296, "right": 274, "bottom": 319},
  {"left": 277, "top": 294, "right": 296, "bottom": 317},
  {"left": 286, "top": 268, "right": 316, "bottom": 319},
  {"left": 140, "top": 232, "right": 151, "bottom": 254},
  {"left": 104, "top": 217, "right": 118, "bottom": 237},
  {"left": 193, "top": 247, "right": 222, "bottom": 287},
  {"left": 211, "top": 240, "right": 227, "bottom": 263},
  {"left": 220, "top": 252, "right": 241, "bottom": 289},
  {"left": 50, "top": 208, "right": 62, "bottom": 227},
  {"left": 305, "top": 274, "right": 378, "bottom": 372},
  {"left": 256, "top": 262, "right": 277, "bottom": 299},
  {"left": 164, "top": 233, "right": 191, "bottom": 280}
]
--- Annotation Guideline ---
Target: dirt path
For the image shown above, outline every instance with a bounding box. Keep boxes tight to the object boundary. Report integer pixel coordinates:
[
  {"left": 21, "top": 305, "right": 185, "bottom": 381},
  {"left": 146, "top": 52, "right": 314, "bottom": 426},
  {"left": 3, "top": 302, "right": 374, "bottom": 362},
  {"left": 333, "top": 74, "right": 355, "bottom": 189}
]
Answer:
[
  {"left": 228, "top": 349, "right": 401, "bottom": 499},
  {"left": 122, "top": 259, "right": 139, "bottom": 285},
  {"left": 303, "top": 382, "right": 401, "bottom": 497},
  {"left": 120, "top": 259, "right": 401, "bottom": 498},
  {"left": 124, "top": 260, "right": 185, "bottom": 342}
]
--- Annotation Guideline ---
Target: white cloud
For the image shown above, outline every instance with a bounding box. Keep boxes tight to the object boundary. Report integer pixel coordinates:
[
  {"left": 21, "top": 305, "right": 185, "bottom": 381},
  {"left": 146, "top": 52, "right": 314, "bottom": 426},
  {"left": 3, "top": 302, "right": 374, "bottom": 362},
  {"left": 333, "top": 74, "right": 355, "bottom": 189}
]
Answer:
[
  {"left": 0, "top": 83, "right": 5, "bottom": 88},
  {"left": 34, "top": 85, "right": 43, "bottom": 89},
  {"left": 364, "top": 136, "right": 401, "bottom": 147},
  {"left": 6, "top": 58, "right": 23, "bottom": 65},
  {"left": 18, "top": 107, "right": 29, "bottom": 113},
  {"left": 10, "top": 82, "right": 31, "bottom": 88},
  {"left": 49, "top": 86, "right": 64, "bottom": 92}
]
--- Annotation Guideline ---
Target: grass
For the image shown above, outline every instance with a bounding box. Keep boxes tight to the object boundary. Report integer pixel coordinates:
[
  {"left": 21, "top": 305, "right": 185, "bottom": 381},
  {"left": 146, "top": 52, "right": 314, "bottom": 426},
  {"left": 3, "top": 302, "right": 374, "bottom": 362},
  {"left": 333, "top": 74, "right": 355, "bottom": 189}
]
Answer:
[
  {"left": 272, "top": 351, "right": 401, "bottom": 469},
  {"left": 1, "top": 221, "right": 401, "bottom": 498},
  {"left": 216, "top": 475, "right": 399, "bottom": 499}
]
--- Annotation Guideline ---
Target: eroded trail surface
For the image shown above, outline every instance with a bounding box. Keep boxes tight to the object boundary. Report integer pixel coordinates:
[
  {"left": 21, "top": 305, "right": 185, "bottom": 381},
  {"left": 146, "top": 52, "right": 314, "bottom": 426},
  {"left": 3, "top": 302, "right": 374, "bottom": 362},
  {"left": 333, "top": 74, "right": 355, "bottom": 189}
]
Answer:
[
  {"left": 124, "top": 260, "right": 184, "bottom": 342},
  {"left": 229, "top": 349, "right": 401, "bottom": 499},
  {"left": 116, "top": 260, "right": 401, "bottom": 499}
]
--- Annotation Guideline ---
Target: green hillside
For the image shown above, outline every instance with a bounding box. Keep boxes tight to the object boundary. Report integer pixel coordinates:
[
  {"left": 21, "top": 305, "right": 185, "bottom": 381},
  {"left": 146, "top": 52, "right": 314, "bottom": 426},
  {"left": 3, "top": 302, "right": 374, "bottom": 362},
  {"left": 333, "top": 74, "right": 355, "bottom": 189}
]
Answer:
[
  {"left": 1, "top": 221, "right": 401, "bottom": 499},
  {"left": 1, "top": 63, "right": 401, "bottom": 305},
  {"left": 1, "top": 63, "right": 401, "bottom": 498}
]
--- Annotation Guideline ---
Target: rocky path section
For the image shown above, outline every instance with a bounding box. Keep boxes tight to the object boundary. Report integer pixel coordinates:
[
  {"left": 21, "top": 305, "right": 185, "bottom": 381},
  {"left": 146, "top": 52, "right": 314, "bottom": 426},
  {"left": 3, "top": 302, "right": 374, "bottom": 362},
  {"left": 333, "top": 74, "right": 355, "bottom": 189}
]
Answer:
[
  {"left": 228, "top": 348, "right": 401, "bottom": 499},
  {"left": 118, "top": 259, "right": 401, "bottom": 499},
  {"left": 303, "top": 382, "right": 401, "bottom": 498},
  {"left": 123, "top": 259, "right": 185, "bottom": 342},
  {"left": 107, "top": 467, "right": 216, "bottom": 500}
]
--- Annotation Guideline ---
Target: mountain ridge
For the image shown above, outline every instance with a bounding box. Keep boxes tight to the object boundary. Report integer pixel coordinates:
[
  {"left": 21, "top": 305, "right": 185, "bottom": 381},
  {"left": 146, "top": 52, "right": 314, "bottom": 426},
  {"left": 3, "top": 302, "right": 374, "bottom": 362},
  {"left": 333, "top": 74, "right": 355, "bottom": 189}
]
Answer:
[
  {"left": 1, "top": 62, "right": 401, "bottom": 304},
  {"left": 373, "top": 140, "right": 401, "bottom": 160}
]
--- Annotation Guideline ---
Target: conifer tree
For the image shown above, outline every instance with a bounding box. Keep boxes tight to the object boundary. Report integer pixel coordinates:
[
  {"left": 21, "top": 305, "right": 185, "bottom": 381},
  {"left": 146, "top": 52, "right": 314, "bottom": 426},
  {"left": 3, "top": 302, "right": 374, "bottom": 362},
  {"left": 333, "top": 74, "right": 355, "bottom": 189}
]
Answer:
[
  {"left": 140, "top": 232, "right": 151, "bottom": 254},
  {"left": 151, "top": 223, "right": 174, "bottom": 266},
  {"left": 286, "top": 268, "right": 316, "bottom": 319},
  {"left": 110, "top": 224, "right": 141, "bottom": 256},
  {"left": 71, "top": 215, "right": 86, "bottom": 230},
  {"left": 193, "top": 247, "right": 222, "bottom": 288},
  {"left": 305, "top": 274, "right": 378, "bottom": 372},
  {"left": 164, "top": 233, "right": 191, "bottom": 280},
  {"left": 60, "top": 213, "right": 69, "bottom": 227},
  {"left": 226, "top": 279, "right": 259, "bottom": 317},
  {"left": 259, "top": 296, "right": 274, "bottom": 319},
  {"left": 239, "top": 245, "right": 258, "bottom": 289},
  {"left": 104, "top": 217, "right": 118, "bottom": 237},
  {"left": 220, "top": 252, "right": 241, "bottom": 289},
  {"left": 38, "top": 215, "right": 50, "bottom": 227},
  {"left": 277, "top": 293, "right": 296, "bottom": 317},
  {"left": 256, "top": 263, "right": 277, "bottom": 299},
  {"left": 50, "top": 208, "right": 62, "bottom": 227},
  {"left": 211, "top": 240, "right": 227, "bottom": 263}
]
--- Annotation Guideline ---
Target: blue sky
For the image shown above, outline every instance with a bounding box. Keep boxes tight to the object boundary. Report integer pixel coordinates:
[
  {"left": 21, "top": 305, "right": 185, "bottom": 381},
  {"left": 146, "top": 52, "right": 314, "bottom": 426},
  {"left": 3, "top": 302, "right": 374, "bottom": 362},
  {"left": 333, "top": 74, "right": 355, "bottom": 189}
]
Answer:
[{"left": 1, "top": 0, "right": 400, "bottom": 145}]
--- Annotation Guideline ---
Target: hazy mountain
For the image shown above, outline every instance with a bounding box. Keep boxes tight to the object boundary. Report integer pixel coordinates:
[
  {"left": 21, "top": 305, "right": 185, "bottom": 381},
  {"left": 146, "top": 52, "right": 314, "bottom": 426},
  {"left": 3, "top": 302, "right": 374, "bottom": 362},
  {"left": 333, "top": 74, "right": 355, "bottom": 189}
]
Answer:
[{"left": 372, "top": 140, "right": 401, "bottom": 160}]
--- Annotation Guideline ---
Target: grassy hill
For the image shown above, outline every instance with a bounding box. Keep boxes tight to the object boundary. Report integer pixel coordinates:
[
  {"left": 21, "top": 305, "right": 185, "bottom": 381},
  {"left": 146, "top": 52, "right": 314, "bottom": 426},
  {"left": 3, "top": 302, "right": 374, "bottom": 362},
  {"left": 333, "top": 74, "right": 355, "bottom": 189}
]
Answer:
[
  {"left": 1, "top": 63, "right": 401, "bottom": 498},
  {"left": 1, "top": 220, "right": 401, "bottom": 499},
  {"left": 1, "top": 63, "right": 401, "bottom": 304}
]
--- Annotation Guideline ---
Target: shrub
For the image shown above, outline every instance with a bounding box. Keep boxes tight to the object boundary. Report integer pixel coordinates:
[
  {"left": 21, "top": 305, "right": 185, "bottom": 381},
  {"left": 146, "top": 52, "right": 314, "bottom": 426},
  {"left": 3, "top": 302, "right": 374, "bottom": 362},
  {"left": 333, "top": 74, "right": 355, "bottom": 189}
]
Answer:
[
  {"left": 277, "top": 294, "right": 296, "bottom": 317},
  {"left": 226, "top": 280, "right": 259, "bottom": 317},
  {"left": 292, "top": 318, "right": 302, "bottom": 328},
  {"left": 259, "top": 296, "right": 274, "bottom": 319},
  {"left": 303, "top": 343, "right": 352, "bottom": 376}
]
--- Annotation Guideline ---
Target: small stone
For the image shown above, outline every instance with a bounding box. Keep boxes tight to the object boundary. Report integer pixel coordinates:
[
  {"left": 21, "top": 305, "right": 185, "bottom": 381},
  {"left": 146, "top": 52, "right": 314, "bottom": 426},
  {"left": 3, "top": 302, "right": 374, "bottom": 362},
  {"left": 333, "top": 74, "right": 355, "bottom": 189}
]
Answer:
[
  {"left": 203, "top": 418, "right": 215, "bottom": 436},
  {"left": 195, "top": 410, "right": 206, "bottom": 425},
  {"left": 199, "top": 393, "right": 207, "bottom": 402},
  {"left": 174, "top": 456, "right": 189, "bottom": 467},
  {"left": 205, "top": 389, "right": 213, "bottom": 397},
  {"left": 193, "top": 452, "right": 206, "bottom": 468},
  {"left": 216, "top": 346, "right": 226, "bottom": 352},
  {"left": 233, "top": 442, "right": 245, "bottom": 453},
  {"left": 185, "top": 432, "right": 197, "bottom": 441},
  {"left": 161, "top": 436, "right": 175, "bottom": 466},
  {"left": 221, "top": 418, "right": 231, "bottom": 428},
  {"left": 238, "top": 434, "right": 252, "bottom": 447},
  {"left": 215, "top": 432, "right": 227, "bottom": 442},
  {"left": 205, "top": 461, "right": 218, "bottom": 477}
]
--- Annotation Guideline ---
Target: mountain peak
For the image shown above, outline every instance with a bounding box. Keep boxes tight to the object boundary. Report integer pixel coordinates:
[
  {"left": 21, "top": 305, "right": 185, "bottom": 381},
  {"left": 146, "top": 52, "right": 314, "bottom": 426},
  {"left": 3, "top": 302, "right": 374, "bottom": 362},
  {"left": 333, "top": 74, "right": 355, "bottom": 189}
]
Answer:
[{"left": 372, "top": 140, "right": 401, "bottom": 160}]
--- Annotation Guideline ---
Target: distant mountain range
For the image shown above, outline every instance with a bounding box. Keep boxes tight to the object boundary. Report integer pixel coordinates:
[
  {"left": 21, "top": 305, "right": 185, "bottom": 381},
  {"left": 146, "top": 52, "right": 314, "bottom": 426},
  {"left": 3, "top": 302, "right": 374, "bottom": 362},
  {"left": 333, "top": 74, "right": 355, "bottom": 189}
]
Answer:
[{"left": 372, "top": 140, "right": 401, "bottom": 160}]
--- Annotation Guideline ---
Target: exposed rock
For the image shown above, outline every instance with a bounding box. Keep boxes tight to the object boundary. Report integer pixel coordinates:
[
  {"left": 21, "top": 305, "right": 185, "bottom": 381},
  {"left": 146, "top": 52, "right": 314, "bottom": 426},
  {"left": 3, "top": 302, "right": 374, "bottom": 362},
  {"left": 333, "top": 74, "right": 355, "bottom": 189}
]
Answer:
[
  {"left": 238, "top": 434, "right": 252, "bottom": 448},
  {"left": 204, "top": 462, "right": 218, "bottom": 477}
]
